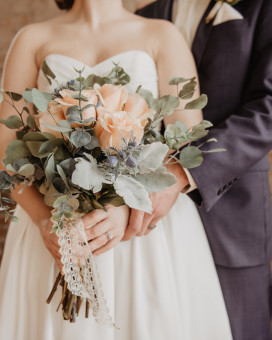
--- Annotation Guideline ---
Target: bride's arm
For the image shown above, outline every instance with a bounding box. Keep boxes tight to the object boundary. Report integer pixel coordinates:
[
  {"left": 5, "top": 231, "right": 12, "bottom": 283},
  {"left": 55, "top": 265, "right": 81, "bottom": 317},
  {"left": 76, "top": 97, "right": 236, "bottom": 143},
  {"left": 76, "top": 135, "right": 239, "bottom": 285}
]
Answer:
[
  {"left": 0, "top": 26, "right": 63, "bottom": 271},
  {"left": 124, "top": 21, "right": 203, "bottom": 240}
]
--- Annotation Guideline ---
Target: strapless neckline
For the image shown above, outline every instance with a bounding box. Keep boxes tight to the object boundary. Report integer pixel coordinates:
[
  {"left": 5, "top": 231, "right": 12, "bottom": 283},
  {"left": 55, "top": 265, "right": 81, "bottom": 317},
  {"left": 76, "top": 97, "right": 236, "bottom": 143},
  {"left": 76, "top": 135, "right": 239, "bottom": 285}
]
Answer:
[{"left": 39, "top": 49, "right": 156, "bottom": 72}]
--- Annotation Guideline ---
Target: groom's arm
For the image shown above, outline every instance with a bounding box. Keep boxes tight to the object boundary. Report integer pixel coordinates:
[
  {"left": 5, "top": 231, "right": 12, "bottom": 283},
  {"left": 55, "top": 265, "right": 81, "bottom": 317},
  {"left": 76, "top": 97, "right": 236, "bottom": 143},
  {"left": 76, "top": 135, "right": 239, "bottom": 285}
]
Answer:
[{"left": 189, "top": 0, "right": 272, "bottom": 211}]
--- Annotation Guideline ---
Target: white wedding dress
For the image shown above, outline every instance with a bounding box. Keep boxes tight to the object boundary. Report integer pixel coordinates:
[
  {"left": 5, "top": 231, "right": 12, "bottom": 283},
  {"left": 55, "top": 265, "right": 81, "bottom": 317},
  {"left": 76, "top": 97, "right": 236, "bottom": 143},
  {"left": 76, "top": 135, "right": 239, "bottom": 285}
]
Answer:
[{"left": 0, "top": 51, "right": 233, "bottom": 340}]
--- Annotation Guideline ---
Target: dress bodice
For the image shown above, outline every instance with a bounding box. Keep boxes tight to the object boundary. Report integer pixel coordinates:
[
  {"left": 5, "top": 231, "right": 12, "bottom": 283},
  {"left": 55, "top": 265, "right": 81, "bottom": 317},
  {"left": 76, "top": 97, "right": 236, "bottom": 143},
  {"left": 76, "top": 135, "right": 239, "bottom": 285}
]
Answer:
[{"left": 37, "top": 50, "right": 158, "bottom": 98}]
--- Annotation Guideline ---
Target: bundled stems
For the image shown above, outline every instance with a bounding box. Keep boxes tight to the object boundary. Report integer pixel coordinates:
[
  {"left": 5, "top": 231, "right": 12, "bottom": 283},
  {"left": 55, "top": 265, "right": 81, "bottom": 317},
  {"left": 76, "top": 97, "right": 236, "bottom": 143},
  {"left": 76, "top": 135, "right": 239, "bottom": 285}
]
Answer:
[{"left": 46, "top": 272, "right": 89, "bottom": 322}]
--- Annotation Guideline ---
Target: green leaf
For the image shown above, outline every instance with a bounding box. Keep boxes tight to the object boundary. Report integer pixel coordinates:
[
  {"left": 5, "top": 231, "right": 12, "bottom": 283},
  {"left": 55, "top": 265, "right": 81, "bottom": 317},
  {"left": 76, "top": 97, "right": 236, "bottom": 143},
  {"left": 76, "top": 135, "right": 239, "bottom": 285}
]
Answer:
[
  {"left": 23, "top": 131, "right": 55, "bottom": 142},
  {"left": 25, "top": 141, "right": 52, "bottom": 158},
  {"left": 204, "top": 148, "right": 227, "bottom": 153},
  {"left": 41, "top": 60, "right": 56, "bottom": 85},
  {"left": 3, "top": 140, "right": 30, "bottom": 166},
  {"left": 137, "top": 142, "right": 169, "bottom": 172},
  {"left": 114, "top": 175, "right": 152, "bottom": 213},
  {"left": 179, "top": 146, "right": 203, "bottom": 169},
  {"left": 178, "top": 80, "right": 197, "bottom": 100},
  {"left": 22, "top": 90, "right": 33, "bottom": 103},
  {"left": 168, "top": 77, "right": 195, "bottom": 85},
  {"left": 71, "top": 93, "right": 89, "bottom": 102},
  {"left": 137, "top": 88, "right": 154, "bottom": 108},
  {"left": 42, "top": 122, "right": 72, "bottom": 133},
  {"left": 153, "top": 95, "right": 180, "bottom": 116},
  {"left": 39, "top": 138, "right": 64, "bottom": 154},
  {"left": 5, "top": 91, "right": 22, "bottom": 101},
  {"left": 56, "top": 164, "right": 68, "bottom": 187},
  {"left": 84, "top": 74, "right": 110, "bottom": 87},
  {"left": 27, "top": 115, "right": 38, "bottom": 129},
  {"left": 0, "top": 115, "right": 23, "bottom": 129},
  {"left": 135, "top": 167, "right": 177, "bottom": 193},
  {"left": 185, "top": 94, "right": 208, "bottom": 110},
  {"left": 11, "top": 216, "right": 19, "bottom": 222},
  {"left": 32, "top": 89, "right": 52, "bottom": 112},
  {"left": 53, "top": 195, "right": 70, "bottom": 208},
  {"left": 0, "top": 92, "right": 3, "bottom": 103},
  {"left": 70, "top": 130, "right": 91, "bottom": 148}
]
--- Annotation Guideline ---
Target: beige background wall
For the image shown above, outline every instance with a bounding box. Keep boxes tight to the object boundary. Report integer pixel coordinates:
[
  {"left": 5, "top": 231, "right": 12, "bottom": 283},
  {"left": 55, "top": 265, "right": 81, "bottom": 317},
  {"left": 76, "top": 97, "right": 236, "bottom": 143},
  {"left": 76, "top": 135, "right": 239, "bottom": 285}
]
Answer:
[{"left": 0, "top": 0, "right": 271, "bottom": 263}]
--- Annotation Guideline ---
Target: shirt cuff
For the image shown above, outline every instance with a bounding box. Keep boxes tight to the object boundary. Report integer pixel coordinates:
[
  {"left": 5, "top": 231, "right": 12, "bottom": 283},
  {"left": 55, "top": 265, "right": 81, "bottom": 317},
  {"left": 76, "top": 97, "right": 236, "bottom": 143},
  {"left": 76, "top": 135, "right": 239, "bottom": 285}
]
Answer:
[{"left": 182, "top": 168, "right": 198, "bottom": 194}]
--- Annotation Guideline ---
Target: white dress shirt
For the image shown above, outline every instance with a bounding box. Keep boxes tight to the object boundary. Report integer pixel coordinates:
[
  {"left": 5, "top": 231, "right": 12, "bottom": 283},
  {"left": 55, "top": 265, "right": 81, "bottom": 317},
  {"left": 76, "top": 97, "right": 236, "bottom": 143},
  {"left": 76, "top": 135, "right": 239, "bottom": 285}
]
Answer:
[{"left": 172, "top": 0, "right": 211, "bottom": 47}]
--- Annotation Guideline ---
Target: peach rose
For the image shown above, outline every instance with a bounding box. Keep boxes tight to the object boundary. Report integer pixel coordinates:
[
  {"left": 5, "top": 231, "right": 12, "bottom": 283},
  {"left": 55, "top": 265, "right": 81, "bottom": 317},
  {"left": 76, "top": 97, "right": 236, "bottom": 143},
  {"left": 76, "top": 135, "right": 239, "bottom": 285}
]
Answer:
[
  {"left": 37, "top": 101, "right": 64, "bottom": 138},
  {"left": 55, "top": 89, "right": 97, "bottom": 127},
  {"left": 95, "top": 109, "right": 144, "bottom": 150},
  {"left": 94, "top": 84, "right": 154, "bottom": 149},
  {"left": 124, "top": 93, "right": 154, "bottom": 127},
  {"left": 95, "top": 84, "right": 128, "bottom": 111}
]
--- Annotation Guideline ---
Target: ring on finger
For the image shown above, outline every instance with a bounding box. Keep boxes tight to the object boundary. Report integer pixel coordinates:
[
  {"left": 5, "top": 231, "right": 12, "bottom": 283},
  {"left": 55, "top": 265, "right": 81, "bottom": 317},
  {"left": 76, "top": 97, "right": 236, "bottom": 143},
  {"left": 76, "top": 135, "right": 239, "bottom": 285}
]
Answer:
[
  {"left": 148, "top": 224, "right": 157, "bottom": 230},
  {"left": 104, "top": 232, "right": 113, "bottom": 241}
]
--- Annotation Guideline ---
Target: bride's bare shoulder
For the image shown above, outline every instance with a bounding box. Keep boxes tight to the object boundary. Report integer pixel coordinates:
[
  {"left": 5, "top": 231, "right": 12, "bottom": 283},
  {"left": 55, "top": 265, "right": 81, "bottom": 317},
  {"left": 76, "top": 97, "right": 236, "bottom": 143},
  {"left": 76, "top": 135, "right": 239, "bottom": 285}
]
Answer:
[{"left": 6, "top": 16, "right": 64, "bottom": 63}]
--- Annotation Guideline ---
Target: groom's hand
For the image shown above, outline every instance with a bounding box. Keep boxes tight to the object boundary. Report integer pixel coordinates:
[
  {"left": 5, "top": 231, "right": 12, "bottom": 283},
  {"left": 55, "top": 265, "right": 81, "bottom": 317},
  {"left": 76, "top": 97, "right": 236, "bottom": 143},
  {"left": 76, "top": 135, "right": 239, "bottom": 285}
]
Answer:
[{"left": 122, "top": 163, "right": 190, "bottom": 240}]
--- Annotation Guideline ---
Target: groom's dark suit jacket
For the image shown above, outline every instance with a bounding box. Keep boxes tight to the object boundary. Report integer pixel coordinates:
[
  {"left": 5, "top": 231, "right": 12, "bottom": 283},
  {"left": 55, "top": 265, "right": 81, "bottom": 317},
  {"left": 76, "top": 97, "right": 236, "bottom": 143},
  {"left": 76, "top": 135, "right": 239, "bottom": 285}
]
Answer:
[{"left": 137, "top": 0, "right": 272, "bottom": 268}]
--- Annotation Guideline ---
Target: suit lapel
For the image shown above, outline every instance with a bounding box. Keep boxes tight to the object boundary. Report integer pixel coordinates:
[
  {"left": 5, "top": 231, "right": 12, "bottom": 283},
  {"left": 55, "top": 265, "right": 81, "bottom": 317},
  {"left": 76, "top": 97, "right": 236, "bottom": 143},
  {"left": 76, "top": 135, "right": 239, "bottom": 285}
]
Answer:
[
  {"left": 155, "top": 0, "right": 174, "bottom": 20},
  {"left": 192, "top": 1, "right": 215, "bottom": 69},
  {"left": 156, "top": 0, "right": 216, "bottom": 69}
]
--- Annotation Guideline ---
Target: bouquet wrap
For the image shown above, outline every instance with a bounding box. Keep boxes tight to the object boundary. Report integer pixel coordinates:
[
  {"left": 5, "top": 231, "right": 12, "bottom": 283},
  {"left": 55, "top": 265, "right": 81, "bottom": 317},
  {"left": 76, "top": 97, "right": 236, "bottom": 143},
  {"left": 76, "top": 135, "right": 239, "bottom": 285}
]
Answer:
[{"left": 57, "top": 213, "right": 116, "bottom": 327}]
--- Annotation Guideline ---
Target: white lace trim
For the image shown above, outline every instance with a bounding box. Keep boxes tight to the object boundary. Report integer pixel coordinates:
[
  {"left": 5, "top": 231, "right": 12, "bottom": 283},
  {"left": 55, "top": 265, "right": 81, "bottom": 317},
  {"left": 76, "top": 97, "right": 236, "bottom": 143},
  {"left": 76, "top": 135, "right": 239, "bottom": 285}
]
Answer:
[{"left": 57, "top": 214, "right": 116, "bottom": 327}]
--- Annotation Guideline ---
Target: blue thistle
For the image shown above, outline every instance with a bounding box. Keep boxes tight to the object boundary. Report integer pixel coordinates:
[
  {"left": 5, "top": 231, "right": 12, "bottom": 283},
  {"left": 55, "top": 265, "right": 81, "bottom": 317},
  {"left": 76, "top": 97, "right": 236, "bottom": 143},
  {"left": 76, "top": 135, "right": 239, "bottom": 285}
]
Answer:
[
  {"left": 126, "top": 156, "right": 138, "bottom": 168},
  {"left": 108, "top": 156, "right": 118, "bottom": 168}
]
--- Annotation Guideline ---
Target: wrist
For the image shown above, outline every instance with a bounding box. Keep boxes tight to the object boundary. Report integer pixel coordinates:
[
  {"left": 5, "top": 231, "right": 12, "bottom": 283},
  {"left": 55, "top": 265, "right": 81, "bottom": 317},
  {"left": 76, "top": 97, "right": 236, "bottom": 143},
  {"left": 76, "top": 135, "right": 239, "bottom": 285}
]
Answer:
[{"left": 165, "top": 162, "right": 189, "bottom": 192}]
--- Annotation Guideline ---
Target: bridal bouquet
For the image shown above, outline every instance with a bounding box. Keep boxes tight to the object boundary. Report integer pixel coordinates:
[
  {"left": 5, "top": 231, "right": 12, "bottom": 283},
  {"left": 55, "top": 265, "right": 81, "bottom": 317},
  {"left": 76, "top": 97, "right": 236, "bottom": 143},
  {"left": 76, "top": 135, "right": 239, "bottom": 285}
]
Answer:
[{"left": 0, "top": 62, "right": 222, "bottom": 325}]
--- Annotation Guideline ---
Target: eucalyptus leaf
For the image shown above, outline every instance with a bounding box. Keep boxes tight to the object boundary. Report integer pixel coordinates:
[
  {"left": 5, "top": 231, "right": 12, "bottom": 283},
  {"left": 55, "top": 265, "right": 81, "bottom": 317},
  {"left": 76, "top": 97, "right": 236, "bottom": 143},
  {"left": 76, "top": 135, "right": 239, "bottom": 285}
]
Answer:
[
  {"left": 137, "top": 142, "right": 169, "bottom": 172},
  {"left": 137, "top": 88, "right": 155, "bottom": 108},
  {"left": 71, "top": 93, "right": 89, "bottom": 102},
  {"left": 23, "top": 131, "right": 55, "bottom": 142},
  {"left": 168, "top": 77, "right": 194, "bottom": 85},
  {"left": 84, "top": 136, "right": 100, "bottom": 150},
  {"left": 203, "top": 148, "right": 227, "bottom": 153},
  {"left": 70, "top": 130, "right": 91, "bottom": 148},
  {"left": 3, "top": 140, "right": 30, "bottom": 166},
  {"left": 0, "top": 92, "right": 3, "bottom": 103},
  {"left": 179, "top": 146, "right": 203, "bottom": 169},
  {"left": 39, "top": 138, "right": 64, "bottom": 154},
  {"left": 25, "top": 141, "right": 52, "bottom": 158},
  {"left": 0, "top": 116, "right": 23, "bottom": 129},
  {"left": 16, "top": 164, "right": 35, "bottom": 177},
  {"left": 32, "top": 88, "right": 52, "bottom": 112},
  {"left": 178, "top": 80, "right": 197, "bottom": 100},
  {"left": 6, "top": 92, "right": 22, "bottom": 101},
  {"left": 22, "top": 90, "right": 33, "bottom": 103},
  {"left": 135, "top": 167, "right": 177, "bottom": 193},
  {"left": 185, "top": 94, "right": 208, "bottom": 110},
  {"left": 42, "top": 123, "right": 72, "bottom": 133},
  {"left": 114, "top": 175, "right": 152, "bottom": 213},
  {"left": 45, "top": 153, "right": 55, "bottom": 187},
  {"left": 41, "top": 60, "right": 56, "bottom": 85},
  {"left": 56, "top": 164, "right": 68, "bottom": 187},
  {"left": 59, "top": 158, "right": 77, "bottom": 176},
  {"left": 153, "top": 95, "right": 180, "bottom": 116},
  {"left": 27, "top": 115, "right": 38, "bottom": 129}
]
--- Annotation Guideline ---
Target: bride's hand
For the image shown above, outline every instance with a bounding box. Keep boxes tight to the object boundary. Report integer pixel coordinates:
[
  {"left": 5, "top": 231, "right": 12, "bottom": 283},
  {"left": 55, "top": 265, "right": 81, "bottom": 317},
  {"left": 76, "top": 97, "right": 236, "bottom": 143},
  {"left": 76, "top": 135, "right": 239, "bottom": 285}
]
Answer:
[
  {"left": 40, "top": 220, "right": 64, "bottom": 274},
  {"left": 82, "top": 204, "right": 130, "bottom": 256}
]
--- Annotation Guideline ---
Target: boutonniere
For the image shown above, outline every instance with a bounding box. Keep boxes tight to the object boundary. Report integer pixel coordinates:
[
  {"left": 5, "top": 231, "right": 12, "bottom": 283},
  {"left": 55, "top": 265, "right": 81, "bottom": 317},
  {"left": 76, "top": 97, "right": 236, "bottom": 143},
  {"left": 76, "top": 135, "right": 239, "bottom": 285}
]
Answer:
[{"left": 206, "top": 0, "right": 243, "bottom": 24}]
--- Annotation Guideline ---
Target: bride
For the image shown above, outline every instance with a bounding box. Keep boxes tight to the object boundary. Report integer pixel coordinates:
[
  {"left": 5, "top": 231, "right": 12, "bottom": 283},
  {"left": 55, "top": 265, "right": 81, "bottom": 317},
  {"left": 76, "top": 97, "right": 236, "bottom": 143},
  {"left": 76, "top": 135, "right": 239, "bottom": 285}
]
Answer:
[{"left": 0, "top": 0, "right": 233, "bottom": 339}]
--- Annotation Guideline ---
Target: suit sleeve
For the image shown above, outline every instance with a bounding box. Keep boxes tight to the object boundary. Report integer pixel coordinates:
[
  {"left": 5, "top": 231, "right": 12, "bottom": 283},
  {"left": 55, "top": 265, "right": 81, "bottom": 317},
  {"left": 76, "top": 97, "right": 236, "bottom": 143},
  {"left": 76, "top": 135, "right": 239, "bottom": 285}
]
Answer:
[{"left": 189, "top": 0, "right": 272, "bottom": 211}]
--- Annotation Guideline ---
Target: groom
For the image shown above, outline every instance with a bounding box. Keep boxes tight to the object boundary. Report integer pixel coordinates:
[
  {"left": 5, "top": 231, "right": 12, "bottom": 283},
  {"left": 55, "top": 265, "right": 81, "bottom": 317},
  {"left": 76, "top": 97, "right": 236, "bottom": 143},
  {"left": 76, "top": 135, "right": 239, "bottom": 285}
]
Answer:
[{"left": 125, "top": 0, "right": 272, "bottom": 339}]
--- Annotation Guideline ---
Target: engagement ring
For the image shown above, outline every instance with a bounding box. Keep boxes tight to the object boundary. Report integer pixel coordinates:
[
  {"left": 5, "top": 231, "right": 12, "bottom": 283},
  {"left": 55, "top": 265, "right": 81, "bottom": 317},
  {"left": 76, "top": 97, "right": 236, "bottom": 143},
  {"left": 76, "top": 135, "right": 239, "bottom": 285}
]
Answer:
[
  {"left": 104, "top": 232, "right": 113, "bottom": 241},
  {"left": 148, "top": 224, "right": 157, "bottom": 230}
]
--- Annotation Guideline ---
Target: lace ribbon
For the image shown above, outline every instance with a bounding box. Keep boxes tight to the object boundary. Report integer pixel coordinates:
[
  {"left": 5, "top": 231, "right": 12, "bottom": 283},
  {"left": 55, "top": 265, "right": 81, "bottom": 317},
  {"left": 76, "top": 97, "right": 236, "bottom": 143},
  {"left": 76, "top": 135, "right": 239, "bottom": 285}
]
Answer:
[{"left": 56, "top": 213, "right": 116, "bottom": 327}]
